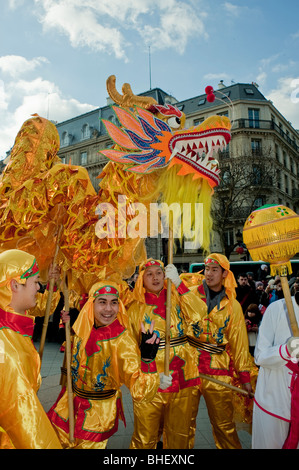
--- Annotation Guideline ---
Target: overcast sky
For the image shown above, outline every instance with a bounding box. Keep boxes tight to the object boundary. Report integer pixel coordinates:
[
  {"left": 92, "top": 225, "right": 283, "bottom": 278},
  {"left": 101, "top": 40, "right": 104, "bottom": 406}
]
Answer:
[{"left": 0, "top": 0, "right": 299, "bottom": 159}]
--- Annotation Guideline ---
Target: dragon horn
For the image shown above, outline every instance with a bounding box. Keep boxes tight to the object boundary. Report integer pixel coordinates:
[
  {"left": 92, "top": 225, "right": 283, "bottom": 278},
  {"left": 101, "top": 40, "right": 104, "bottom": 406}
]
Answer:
[{"left": 106, "top": 75, "right": 157, "bottom": 110}]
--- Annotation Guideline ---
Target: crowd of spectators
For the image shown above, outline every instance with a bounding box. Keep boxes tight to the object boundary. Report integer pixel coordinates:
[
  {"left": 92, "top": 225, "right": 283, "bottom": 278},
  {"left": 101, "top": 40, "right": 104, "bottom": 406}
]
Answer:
[{"left": 235, "top": 267, "right": 299, "bottom": 356}]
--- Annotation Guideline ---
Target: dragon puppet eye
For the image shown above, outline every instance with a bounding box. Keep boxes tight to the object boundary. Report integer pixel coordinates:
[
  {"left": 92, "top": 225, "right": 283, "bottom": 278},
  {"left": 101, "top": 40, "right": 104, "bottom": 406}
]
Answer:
[{"left": 167, "top": 116, "right": 181, "bottom": 129}]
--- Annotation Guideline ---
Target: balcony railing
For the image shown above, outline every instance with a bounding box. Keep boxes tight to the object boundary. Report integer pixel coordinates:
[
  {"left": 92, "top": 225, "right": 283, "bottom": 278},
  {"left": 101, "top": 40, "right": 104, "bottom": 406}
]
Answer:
[
  {"left": 227, "top": 206, "right": 256, "bottom": 219},
  {"left": 233, "top": 119, "right": 298, "bottom": 152}
]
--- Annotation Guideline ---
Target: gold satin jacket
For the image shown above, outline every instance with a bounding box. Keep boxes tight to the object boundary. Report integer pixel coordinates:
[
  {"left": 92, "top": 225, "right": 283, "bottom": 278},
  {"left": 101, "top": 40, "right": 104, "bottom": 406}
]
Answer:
[
  {"left": 48, "top": 318, "right": 159, "bottom": 444},
  {"left": 0, "top": 308, "right": 62, "bottom": 449},
  {"left": 128, "top": 282, "right": 206, "bottom": 391},
  {"left": 189, "top": 284, "right": 251, "bottom": 383}
]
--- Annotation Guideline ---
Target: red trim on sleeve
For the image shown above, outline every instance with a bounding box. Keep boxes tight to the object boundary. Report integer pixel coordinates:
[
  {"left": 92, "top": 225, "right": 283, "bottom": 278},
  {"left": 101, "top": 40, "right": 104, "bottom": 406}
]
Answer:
[
  {"left": 279, "top": 344, "right": 291, "bottom": 361},
  {"left": 177, "top": 281, "right": 189, "bottom": 295},
  {"left": 238, "top": 371, "right": 251, "bottom": 384},
  {"left": 141, "top": 359, "right": 157, "bottom": 373}
]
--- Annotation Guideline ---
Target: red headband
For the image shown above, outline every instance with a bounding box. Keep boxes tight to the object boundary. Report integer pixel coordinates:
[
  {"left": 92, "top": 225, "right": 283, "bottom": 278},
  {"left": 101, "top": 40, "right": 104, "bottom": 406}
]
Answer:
[
  {"left": 204, "top": 257, "right": 220, "bottom": 265},
  {"left": 20, "top": 259, "right": 39, "bottom": 280},
  {"left": 93, "top": 285, "right": 119, "bottom": 298},
  {"left": 143, "top": 260, "right": 164, "bottom": 270}
]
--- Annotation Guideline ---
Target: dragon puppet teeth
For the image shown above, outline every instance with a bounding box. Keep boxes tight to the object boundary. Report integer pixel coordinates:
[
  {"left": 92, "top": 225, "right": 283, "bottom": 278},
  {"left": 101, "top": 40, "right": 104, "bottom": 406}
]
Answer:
[
  {"left": 175, "top": 135, "right": 227, "bottom": 158},
  {"left": 170, "top": 143, "right": 181, "bottom": 160},
  {"left": 175, "top": 137, "right": 223, "bottom": 163}
]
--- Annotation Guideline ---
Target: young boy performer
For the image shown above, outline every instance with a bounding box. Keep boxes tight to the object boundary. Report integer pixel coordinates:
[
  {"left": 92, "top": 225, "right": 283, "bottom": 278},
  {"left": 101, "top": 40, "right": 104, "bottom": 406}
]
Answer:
[
  {"left": 187, "top": 253, "right": 253, "bottom": 449},
  {"left": 128, "top": 259, "right": 206, "bottom": 449},
  {"left": 48, "top": 280, "right": 169, "bottom": 449},
  {"left": 0, "top": 249, "right": 62, "bottom": 449}
]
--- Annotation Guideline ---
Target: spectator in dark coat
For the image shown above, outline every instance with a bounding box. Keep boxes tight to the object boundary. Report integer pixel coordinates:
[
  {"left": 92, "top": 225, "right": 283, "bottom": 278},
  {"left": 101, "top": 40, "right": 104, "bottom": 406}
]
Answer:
[
  {"left": 236, "top": 272, "right": 259, "bottom": 314},
  {"left": 255, "top": 281, "right": 269, "bottom": 313}
]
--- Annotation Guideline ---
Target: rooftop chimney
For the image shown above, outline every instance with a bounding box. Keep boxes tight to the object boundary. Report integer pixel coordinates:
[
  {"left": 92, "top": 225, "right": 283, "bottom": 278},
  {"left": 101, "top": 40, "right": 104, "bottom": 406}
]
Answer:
[{"left": 218, "top": 80, "right": 226, "bottom": 89}]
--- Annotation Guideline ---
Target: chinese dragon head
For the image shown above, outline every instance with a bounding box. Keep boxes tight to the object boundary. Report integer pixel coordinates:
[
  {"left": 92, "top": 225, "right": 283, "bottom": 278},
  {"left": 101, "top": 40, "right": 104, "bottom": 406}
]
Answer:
[{"left": 98, "top": 75, "right": 231, "bottom": 253}]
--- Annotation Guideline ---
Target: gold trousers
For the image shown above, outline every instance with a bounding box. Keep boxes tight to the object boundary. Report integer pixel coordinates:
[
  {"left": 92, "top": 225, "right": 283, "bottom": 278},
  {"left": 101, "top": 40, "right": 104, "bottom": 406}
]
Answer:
[
  {"left": 130, "top": 387, "right": 196, "bottom": 449},
  {"left": 189, "top": 378, "right": 241, "bottom": 449},
  {"left": 51, "top": 425, "right": 108, "bottom": 449},
  {"left": 0, "top": 427, "right": 14, "bottom": 449}
]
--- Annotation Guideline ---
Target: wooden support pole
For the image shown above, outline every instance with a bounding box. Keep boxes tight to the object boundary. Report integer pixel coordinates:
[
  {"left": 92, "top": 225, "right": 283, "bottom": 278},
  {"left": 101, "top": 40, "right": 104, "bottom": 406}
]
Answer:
[
  {"left": 164, "top": 226, "right": 173, "bottom": 376},
  {"left": 198, "top": 373, "right": 254, "bottom": 398},
  {"left": 62, "top": 273, "right": 75, "bottom": 444},
  {"left": 280, "top": 275, "right": 299, "bottom": 336},
  {"left": 39, "top": 226, "right": 63, "bottom": 362}
]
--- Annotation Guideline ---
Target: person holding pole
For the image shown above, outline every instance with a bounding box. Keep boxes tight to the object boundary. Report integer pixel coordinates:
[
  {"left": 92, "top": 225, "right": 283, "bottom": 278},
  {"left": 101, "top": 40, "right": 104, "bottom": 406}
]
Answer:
[
  {"left": 252, "top": 290, "right": 299, "bottom": 449},
  {"left": 187, "top": 253, "right": 253, "bottom": 449},
  {"left": 127, "top": 259, "right": 206, "bottom": 449},
  {"left": 31, "top": 263, "right": 62, "bottom": 343},
  {"left": 0, "top": 249, "right": 62, "bottom": 449},
  {"left": 47, "top": 279, "right": 167, "bottom": 449}
]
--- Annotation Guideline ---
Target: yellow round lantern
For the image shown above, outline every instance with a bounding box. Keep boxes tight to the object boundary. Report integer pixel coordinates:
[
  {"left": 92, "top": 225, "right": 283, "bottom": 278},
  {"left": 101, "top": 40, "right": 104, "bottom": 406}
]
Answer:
[
  {"left": 243, "top": 204, "right": 299, "bottom": 336},
  {"left": 243, "top": 204, "right": 299, "bottom": 277}
]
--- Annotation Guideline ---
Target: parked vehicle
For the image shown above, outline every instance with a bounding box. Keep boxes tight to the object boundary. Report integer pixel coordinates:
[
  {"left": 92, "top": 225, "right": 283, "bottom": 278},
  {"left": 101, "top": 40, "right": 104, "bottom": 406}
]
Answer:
[{"left": 189, "top": 259, "right": 299, "bottom": 280}]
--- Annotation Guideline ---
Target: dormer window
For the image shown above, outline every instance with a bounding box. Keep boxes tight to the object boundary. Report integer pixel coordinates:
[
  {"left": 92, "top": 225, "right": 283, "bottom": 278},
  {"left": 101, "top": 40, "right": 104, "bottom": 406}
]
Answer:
[
  {"left": 82, "top": 124, "right": 90, "bottom": 140},
  {"left": 61, "top": 131, "right": 71, "bottom": 146}
]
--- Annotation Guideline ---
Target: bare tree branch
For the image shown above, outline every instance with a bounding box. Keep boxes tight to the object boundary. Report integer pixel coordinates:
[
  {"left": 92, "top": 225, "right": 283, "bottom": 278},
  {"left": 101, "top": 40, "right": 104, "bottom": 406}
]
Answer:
[{"left": 212, "top": 144, "right": 277, "bottom": 257}]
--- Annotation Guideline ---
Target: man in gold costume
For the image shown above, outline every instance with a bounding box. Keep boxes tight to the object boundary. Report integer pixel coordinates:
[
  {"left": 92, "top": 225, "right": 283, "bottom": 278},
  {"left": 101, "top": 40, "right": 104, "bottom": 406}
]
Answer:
[
  {"left": 187, "top": 253, "right": 253, "bottom": 449},
  {"left": 128, "top": 259, "right": 206, "bottom": 449},
  {"left": 48, "top": 280, "right": 169, "bottom": 449},
  {"left": 0, "top": 249, "right": 62, "bottom": 449}
]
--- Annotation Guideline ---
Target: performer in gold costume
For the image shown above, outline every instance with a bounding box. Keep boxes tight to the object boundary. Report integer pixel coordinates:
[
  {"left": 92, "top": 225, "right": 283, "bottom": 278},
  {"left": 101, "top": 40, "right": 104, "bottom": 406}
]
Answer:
[
  {"left": 187, "top": 253, "right": 253, "bottom": 449},
  {"left": 0, "top": 249, "right": 62, "bottom": 449},
  {"left": 128, "top": 259, "right": 206, "bottom": 449},
  {"left": 48, "top": 280, "right": 168, "bottom": 449}
]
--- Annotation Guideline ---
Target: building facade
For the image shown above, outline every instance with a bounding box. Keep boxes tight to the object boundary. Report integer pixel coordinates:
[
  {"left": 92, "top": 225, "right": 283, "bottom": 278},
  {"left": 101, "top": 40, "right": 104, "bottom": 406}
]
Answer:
[{"left": 55, "top": 81, "right": 299, "bottom": 270}]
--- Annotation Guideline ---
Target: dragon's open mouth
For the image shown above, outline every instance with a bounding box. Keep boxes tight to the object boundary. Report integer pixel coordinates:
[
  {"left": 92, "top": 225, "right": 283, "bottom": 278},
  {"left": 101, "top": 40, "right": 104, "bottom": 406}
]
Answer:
[
  {"left": 168, "top": 118, "right": 231, "bottom": 186},
  {"left": 100, "top": 106, "right": 231, "bottom": 186},
  {"left": 171, "top": 132, "right": 229, "bottom": 159}
]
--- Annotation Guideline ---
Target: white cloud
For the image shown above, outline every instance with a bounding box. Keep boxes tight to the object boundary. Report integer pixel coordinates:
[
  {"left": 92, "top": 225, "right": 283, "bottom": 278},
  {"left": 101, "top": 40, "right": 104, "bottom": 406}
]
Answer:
[
  {"left": 256, "top": 54, "right": 283, "bottom": 86},
  {"left": 256, "top": 71, "right": 267, "bottom": 87},
  {"left": 203, "top": 73, "right": 231, "bottom": 83},
  {"left": 138, "top": 2, "right": 207, "bottom": 53},
  {"left": 34, "top": 0, "right": 208, "bottom": 58},
  {"left": 14, "top": 91, "right": 95, "bottom": 124},
  {"left": 35, "top": 0, "right": 128, "bottom": 60},
  {"left": 0, "top": 55, "right": 49, "bottom": 78},
  {"left": 223, "top": 2, "right": 240, "bottom": 17},
  {"left": 81, "top": 0, "right": 151, "bottom": 23},
  {"left": 0, "top": 73, "right": 96, "bottom": 159},
  {"left": 8, "top": 0, "right": 25, "bottom": 8},
  {"left": 0, "top": 81, "right": 9, "bottom": 111},
  {"left": 256, "top": 55, "right": 298, "bottom": 89},
  {"left": 222, "top": 2, "right": 257, "bottom": 19},
  {"left": 272, "top": 61, "right": 296, "bottom": 74},
  {"left": 267, "top": 77, "right": 299, "bottom": 129}
]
